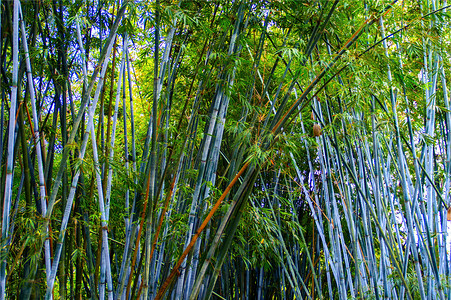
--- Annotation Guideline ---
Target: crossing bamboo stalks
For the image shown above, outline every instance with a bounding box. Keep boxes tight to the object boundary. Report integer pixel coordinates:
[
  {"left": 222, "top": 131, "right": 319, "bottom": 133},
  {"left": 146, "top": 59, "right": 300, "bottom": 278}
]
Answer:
[
  {"left": 4, "top": 1, "right": 451, "bottom": 298},
  {"left": 1, "top": 1, "right": 19, "bottom": 296}
]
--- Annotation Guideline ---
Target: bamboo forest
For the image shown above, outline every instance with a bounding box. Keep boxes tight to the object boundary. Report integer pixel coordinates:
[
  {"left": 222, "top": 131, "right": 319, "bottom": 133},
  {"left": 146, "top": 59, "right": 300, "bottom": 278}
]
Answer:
[{"left": 4, "top": 0, "right": 451, "bottom": 299}]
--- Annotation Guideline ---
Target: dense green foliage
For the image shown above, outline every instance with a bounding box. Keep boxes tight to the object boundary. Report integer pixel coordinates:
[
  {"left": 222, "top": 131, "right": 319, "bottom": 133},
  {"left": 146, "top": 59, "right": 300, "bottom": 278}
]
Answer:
[{"left": 1, "top": 0, "right": 451, "bottom": 299}]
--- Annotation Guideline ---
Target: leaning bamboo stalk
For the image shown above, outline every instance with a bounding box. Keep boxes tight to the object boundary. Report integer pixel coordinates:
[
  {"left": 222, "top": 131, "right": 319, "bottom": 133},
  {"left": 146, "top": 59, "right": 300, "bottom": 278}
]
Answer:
[
  {"left": 318, "top": 98, "right": 358, "bottom": 299},
  {"left": 142, "top": 0, "right": 161, "bottom": 295},
  {"left": 255, "top": 93, "right": 324, "bottom": 298},
  {"left": 177, "top": 81, "right": 230, "bottom": 298},
  {"left": 172, "top": 5, "right": 398, "bottom": 298},
  {"left": 125, "top": 46, "right": 138, "bottom": 206},
  {"left": 256, "top": 174, "right": 312, "bottom": 300},
  {"left": 337, "top": 138, "right": 415, "bottom": 299},
  {"left": 147, "top": 10, "right": 180, "bottom": 298},
  {"left": 39, "top": 1, "right": 128, "bottom": 249},
  {"left": 175, "top": 57, "right": 227, "bottom": 300},
  {"left": 359, "top": 139, "right": 395, "bottom": 297},
  {"left": 42, "top": 10, "right": 125, "bottom": 300},
  {"left": 307, "top": 104, "right": 346, "bottom": 298},
  {"left": 415, "top": 8, "right": 441, "bottom": 296},
  {"left": 150, "top": 41, "right": 187, "bottom": 299},
  {"left": 318, "top": 140, "right": 348, "bottom": 299},
  {"left": 155, "top": 160, "right": 251, "bottom": 300},
  {"left": 202, "top": 167, "right": 266, "bottom": 300},
  {"left": 115, "top": 48, "right": 139, "bottom": 300},
  {"left": 105, "top": 37, "right": 127, "bottom": 227},
  {"left": 182, "top": 6, "right": 252, "bottom": 297},
  {"left": 18, "top": 1, "right": 52, "bottom": 288},
  {"left": 7, "top": 6, "right": 125, "bottom": 288},
  {"left": 44, "top": 122, "right": 103, "bottom": 298},
  {"left": 89, "top": 120, "right": 114, "bottom": 300},
  {"left": 291, "top": 155, "right": 339, "bottom": 291},
  {"left": 420, "top": 44, "right": 440, "bottom": 299},
  {"left": 439, "top": 61, "right": 450, "bottom": 276},
  {"left": 129, "top": 21, "right": 182, "bottom": 299},
  {"left": 380, "top": 15, "right": 428, "bottom": 299},
  {"left": 187, "top": 103, "right": 246, "bottom": 300},
  {"left": 185, "top": 18, "right": 251, "bottom": 299},
  {"left": 434, "top": 7, "right": 451, "bottom": 283},
  {"left": 0, "top": 0, "right": 19, "bottom": 296},
  {"left": 365, "top": 128, "right": 397, "bottom": 296},
  {"left": 184, "top": 89, "right": 233, "bottom": 297},
  {"left": 0, "top": 96, "right": 4, "bottom": 200},
  {"left": 104, "top": 40, "right": 129, "bottom": 300},
  {"left": 363, "top": 106, "right": 394, "bottom": 296},
  {"left": 292, "top": 92, "right": 340, "bottom": 297}
]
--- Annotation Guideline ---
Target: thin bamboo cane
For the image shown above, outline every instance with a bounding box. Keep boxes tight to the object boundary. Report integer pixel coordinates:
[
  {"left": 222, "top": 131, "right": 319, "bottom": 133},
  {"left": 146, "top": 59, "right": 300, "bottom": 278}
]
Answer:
[
  {"left": 18, "top": 2, "right": 53, "bottom": 289},
  {"left": 40, "top": 1, "right": 128, "bottom": 246},
  {"left": 142, "top": 0, "right": 161, "bottom": 296},
  {"left": 89, "top": 120, "right": 114, "bottom": 300},
  {"left": 0, "top": 1, "right": 19, "bottom": 296},
  {"left": 40, "top": 16, "right": 121, "bottom": 300}
]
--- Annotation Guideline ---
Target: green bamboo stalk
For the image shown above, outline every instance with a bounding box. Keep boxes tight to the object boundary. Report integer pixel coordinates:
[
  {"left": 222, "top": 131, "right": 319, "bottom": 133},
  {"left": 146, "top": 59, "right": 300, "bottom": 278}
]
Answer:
[
  {"left": 39, "top": 7, "right": 125, "bottom": 299},
  {"left": 89, "top": 120, "right": 114, "bottom": 300},
  {"left": 18, "top": 2, "right": 53, "bottom": 289},
  {"left": 142, "top": 0, "right": 161, "bottom": 296},
  {"left": 155, "top": 158, "right": 251, "bottom": 300},
  {"left": 380, "top": 15, "right": 428, "bottom": 299},
  {"left": 40, "top": 1, "right": 128, "bottom": 249},
  {"left": 203, "top": 167, "right": 263, "bottom": 300},
  {"left": 0, "top": 1, "right": 19, "bottom": 296}
]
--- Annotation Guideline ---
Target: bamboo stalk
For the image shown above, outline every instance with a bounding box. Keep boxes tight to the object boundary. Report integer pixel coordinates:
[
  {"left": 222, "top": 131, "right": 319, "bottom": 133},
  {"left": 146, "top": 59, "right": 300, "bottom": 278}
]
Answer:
[
  {"left": 18, "top": 3, "right": 53, "bottom": 290},
  {"left": 0, "top": 1, "right": 19, "bottom": 296}
]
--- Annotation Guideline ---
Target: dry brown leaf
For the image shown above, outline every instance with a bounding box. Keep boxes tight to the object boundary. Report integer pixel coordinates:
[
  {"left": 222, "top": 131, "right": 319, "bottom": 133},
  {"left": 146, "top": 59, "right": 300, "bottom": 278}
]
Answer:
[{"left": 313, "top": 124, "right": 321, "bottom": 137}]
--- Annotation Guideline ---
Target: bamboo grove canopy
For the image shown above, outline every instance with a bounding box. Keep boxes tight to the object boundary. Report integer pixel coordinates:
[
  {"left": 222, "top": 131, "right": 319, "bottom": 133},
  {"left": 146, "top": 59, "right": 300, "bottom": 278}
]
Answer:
[{"left": 1, "top": 0, "right": 451, "bottom": 299}]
